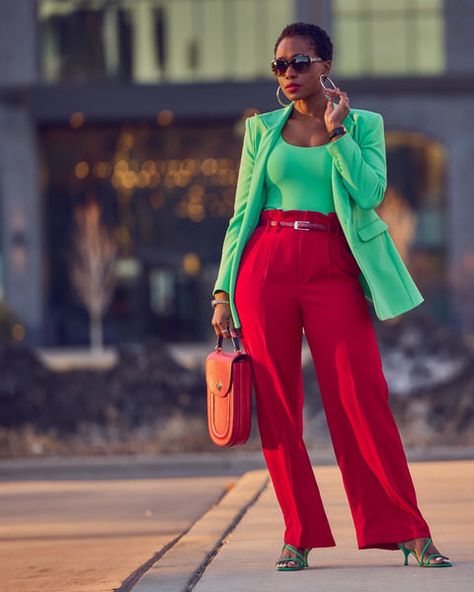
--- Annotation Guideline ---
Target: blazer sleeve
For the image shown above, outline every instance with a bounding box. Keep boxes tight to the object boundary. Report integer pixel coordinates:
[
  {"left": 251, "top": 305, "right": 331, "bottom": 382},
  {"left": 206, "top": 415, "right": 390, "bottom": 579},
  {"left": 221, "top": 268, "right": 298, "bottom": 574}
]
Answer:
[
  {"left": 326, "top": 112, "right": 387, "bottom": 210},
  {"left": 212, "top": 115, "right": 256, "bottom": 296}
]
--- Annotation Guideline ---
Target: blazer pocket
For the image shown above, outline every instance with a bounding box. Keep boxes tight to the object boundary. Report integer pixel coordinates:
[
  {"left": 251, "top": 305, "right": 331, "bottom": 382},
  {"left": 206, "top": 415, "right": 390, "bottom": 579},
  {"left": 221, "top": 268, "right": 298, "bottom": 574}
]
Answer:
[{"left": 356, "top": 217, "right": 389, "bottom": 241}]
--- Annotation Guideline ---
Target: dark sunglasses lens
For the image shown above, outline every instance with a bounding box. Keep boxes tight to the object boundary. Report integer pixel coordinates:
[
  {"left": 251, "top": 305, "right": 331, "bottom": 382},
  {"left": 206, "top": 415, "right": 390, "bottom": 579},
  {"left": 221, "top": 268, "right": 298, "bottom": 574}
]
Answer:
[
  {"left": 271, "top": 59, "right": 287, "bottom": 76},
  {"left": 293, "top": 55, "right": 311, "bottom": 73},
  {"left": 271, "top": 55, "right": 312, "bottom": 76}
]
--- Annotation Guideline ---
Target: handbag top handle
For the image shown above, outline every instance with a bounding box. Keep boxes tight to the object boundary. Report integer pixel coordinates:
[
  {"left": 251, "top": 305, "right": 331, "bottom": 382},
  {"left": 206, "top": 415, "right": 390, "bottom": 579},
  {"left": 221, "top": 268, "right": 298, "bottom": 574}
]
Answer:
[{"left": 215, "top": 334, "right": 243, "bottom": 353}]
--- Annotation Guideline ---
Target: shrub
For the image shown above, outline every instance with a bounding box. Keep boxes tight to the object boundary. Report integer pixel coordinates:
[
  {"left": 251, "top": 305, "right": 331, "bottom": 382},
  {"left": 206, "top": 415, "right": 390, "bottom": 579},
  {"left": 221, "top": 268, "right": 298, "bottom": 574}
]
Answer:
[{"left": 0, "top": 301, "right": 23, "bottom": 343}]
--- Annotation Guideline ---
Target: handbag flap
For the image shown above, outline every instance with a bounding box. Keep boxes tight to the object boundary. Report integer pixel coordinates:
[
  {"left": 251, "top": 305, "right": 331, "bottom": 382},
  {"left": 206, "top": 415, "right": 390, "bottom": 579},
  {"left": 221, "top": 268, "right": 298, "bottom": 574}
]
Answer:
[{"left": 206, "top": 351, "right": 247, "bottom": 398}]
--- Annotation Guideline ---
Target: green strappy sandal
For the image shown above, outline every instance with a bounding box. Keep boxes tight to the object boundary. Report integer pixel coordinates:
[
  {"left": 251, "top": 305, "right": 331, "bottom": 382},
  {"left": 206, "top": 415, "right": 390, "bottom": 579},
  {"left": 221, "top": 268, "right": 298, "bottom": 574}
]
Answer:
[
  {"left": 275, "top": 543, "right": 310, "bottom": 571},
  {"left": 397, "top": 537, "right": 452, "bottom": 567}
]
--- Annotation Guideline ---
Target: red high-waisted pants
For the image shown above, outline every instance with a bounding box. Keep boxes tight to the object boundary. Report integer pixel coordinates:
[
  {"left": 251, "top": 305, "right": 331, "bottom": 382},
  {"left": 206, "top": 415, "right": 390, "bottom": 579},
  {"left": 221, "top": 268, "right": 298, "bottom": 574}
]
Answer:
[{"left": 234, "top": 208, "right": 431, "bottom": 550}]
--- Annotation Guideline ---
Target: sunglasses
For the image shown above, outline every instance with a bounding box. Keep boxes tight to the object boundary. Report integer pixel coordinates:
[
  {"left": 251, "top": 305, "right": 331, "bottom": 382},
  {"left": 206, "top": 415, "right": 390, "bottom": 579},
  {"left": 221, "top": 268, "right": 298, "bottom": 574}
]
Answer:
[{"left": 271, "top": 53, "right": 324, "bottom": 77}]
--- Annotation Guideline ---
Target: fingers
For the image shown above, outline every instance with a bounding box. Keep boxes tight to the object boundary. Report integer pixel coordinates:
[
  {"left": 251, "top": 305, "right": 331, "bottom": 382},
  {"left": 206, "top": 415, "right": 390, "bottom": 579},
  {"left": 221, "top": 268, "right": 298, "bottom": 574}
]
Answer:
[
  {"left": 220, "top": 324, "right": 231, "bottom": 337},
  {"left": 326, "top": 88, "right": 349, "bottom": 104},
  {"left": 219, "top": 325, "right": 240, "bottom": 339},
  {"left": 226, "top": 320, "right": 240, "bottom": 338},
  {"left": 212, "top": 320, "right": 231, "bottom": 338},
  {"left": 325, "top": 85, "right": 348, "bottom": 96},
  {"left": 338, "top": 88, "right": 350, "bottom": 105},
  {"left": 325, "top": 87, "right": 350, "bottom": 126},
  {"left": 211, "top": 307, "right": 240, "bottom": 338},
  {"left": 325, "top": 96, "right": 334, "bottom": 114},
  {"left": 230, "top": 327, "right": 240, "bottom": 338}
]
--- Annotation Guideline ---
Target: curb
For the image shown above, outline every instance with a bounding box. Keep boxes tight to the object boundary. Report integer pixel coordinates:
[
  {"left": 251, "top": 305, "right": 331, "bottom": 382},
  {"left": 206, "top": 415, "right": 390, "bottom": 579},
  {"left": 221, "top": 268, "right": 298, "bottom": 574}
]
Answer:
[
  {"left": 129, "top": 469, "right": 269, "bottom": 592},
  {"left": 0, "top": 451, "right": 269, "bottom": 481}
]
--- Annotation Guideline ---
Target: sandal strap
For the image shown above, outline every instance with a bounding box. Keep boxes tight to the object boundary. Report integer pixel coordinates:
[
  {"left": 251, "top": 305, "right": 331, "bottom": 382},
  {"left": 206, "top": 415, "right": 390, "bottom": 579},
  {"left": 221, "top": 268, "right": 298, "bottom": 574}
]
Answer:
[
  {"left": 282, "top": 543, "right": 306, "bottom": 563},
  {"left": 419, "top": 538, "right": 450, "bottom": 565},
  {"left": 420, "top": 537, "right": 432, "bottom": 563}
]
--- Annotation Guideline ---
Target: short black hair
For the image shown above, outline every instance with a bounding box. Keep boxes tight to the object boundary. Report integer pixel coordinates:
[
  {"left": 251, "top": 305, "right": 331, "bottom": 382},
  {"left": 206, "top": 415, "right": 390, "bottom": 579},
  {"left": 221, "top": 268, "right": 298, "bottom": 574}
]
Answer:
[{"left": 274, "top": 22, "right": 333, "bottom": 61}]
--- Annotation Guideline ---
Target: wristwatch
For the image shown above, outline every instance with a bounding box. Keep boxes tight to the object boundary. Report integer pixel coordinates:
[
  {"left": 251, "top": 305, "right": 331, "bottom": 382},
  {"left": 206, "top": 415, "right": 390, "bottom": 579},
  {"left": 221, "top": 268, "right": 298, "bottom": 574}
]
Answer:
[{"left": 329, "top": 125, "right": 347, "bottom": 141}]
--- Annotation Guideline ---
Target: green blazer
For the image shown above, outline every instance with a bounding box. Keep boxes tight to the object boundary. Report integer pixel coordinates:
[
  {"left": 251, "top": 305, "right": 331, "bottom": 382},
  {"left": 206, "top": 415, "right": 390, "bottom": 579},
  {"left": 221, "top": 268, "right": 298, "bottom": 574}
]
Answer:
[{"left": 212, "top": 102, "right": 424, "bottom": 329}]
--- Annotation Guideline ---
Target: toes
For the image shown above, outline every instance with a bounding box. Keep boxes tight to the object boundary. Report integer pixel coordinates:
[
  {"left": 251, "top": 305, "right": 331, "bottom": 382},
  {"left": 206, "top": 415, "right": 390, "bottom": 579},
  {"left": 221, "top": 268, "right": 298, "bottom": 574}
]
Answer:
[
  {"left": 432, "top": 556, "right": 450, "bottom": 563},
  {"left": 277, "top": 560, "right": 297, "bottom": 567},
  {"left": 427, "top": 554, "right": 450, "bottom": 564}
]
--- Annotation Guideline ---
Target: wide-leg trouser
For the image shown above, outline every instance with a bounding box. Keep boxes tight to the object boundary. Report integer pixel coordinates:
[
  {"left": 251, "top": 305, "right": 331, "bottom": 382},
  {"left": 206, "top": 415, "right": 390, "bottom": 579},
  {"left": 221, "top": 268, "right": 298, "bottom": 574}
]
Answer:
[{"left": 234, "top": 208, "right": 431, "bottom": 550}]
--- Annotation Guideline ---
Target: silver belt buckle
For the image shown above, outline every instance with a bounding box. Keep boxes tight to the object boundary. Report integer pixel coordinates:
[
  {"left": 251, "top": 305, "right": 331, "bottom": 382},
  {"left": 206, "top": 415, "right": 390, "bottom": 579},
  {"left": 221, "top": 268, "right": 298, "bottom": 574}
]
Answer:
[{"left": 293, "top": 220, "right": 310, "bottom": 231}]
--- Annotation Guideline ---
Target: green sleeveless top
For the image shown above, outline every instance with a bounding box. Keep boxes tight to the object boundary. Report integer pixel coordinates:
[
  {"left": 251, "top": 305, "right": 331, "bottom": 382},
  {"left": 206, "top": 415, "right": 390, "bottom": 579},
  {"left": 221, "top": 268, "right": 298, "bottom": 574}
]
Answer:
[{"left": 263, "top": 132, "right": 336, "bottom": 213}]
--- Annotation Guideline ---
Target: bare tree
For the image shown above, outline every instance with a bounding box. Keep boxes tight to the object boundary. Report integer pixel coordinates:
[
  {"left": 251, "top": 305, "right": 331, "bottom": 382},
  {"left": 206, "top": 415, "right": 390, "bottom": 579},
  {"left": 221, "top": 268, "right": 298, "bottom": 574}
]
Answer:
[{"left": 69, "top": 200, "right": 117, "bottom": 352}]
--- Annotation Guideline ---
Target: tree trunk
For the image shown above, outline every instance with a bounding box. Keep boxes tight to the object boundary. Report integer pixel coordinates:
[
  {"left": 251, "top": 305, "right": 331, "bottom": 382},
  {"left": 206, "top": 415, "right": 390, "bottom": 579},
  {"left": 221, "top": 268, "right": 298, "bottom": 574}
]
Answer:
[{"left": 90, "top": 313, "right": 104, "bottom": 353}]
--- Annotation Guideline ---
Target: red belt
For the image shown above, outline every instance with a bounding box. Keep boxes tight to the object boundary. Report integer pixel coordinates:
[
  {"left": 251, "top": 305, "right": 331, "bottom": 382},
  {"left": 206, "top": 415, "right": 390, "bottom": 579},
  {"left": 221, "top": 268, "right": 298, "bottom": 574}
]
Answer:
[{"left": 257, "top": 219, "right": 343, "bottom": 234}]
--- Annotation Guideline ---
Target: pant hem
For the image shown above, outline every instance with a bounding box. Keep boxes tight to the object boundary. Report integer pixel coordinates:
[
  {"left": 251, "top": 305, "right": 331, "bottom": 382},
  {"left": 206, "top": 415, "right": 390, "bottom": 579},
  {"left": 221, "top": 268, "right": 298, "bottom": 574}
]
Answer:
[
  {"left": 358, "top": 529, "right": 432, "bottom": 551},
  {"left": 284, "top": 539, "right": 337, "bottom": 549}
]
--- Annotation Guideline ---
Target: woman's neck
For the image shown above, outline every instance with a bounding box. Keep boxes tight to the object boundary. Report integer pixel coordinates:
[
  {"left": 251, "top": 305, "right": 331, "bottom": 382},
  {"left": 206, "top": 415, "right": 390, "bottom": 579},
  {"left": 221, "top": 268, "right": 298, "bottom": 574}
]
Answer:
[{"left": 292, "top": 93, "right": 327, "bottom": 121}]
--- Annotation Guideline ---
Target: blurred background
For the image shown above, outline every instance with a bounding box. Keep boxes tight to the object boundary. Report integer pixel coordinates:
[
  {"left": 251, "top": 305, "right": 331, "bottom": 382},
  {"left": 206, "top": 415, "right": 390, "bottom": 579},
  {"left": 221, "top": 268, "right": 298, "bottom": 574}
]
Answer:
[{"left": 0, "top": 0, "right": 473, "bottom": 457}]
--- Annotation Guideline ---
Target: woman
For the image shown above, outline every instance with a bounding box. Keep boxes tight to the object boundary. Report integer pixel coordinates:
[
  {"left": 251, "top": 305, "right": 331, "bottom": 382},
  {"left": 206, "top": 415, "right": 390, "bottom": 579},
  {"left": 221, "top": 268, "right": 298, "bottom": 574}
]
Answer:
[{"left": 210, "top": 22, "right": 452, "bottom": 571}]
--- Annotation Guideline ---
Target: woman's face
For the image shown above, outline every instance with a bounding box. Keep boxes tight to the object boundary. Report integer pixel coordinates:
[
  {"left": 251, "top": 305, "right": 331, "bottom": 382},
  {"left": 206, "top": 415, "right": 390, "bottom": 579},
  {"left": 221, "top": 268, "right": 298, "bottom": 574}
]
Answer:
[{"left": 274, "top": 35, "right": 331, "bottom": 103}]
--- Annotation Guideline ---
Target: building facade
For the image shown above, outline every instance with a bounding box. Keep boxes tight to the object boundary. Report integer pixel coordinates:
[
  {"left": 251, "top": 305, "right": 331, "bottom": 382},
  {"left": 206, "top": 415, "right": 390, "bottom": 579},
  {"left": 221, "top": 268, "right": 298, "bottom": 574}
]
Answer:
[{"left": 1, "top": 0, "right": 473, "bottom": 346}]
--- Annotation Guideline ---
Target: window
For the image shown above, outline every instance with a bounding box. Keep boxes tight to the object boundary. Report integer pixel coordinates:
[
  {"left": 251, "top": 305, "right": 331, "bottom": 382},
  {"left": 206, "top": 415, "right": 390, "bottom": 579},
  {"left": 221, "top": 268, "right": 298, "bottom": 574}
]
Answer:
[
  {"left": 332, "top": 0, "right": 445, "bottom": 76},
  {"left": 39, "top": 115, "right": 251, "bottom": 342},
  {"left": 39, "top": 0, "right": 293, "bottom": 83}
]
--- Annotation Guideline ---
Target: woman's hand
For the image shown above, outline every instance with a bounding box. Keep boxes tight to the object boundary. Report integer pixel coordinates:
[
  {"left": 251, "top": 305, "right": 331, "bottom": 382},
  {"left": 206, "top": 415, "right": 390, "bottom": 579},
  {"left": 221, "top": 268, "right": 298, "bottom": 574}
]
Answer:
[
  {"left": 324, "top": 87, "right": 350, "bottom": 133},
  {"left": 211, "top": 303, "right": 240, "bottom": 339}
]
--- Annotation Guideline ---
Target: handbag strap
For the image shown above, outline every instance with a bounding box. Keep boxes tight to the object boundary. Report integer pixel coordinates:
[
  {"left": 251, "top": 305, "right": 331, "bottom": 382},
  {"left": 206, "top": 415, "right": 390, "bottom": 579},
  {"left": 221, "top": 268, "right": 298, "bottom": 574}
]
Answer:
[{"left": 215, "top": 334, "right": 243, "bottom": 353}]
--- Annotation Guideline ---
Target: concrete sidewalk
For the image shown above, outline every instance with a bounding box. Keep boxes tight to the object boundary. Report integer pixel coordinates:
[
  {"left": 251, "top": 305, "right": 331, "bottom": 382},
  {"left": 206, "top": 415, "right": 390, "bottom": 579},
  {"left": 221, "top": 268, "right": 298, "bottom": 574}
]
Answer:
[{"left": 135, "top": 459, "right": 473, "bottom": 592}]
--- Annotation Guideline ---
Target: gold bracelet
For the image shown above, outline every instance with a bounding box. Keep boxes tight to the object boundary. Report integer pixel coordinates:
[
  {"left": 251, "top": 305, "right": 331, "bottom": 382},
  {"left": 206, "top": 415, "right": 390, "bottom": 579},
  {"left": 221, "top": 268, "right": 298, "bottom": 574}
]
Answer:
[{"left": 211, "top": 299, "right": 230, "bottom": 308}]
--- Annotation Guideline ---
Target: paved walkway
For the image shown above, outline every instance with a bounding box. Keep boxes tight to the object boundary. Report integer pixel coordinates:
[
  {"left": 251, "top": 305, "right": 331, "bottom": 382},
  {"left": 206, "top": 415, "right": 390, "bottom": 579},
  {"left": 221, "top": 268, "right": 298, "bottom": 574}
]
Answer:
[
  {"left": 0, "top": 475, "right": 239, "bottom": 592},
  {"left": 136, "top": 460, "right": 474, "bottom": 592}
]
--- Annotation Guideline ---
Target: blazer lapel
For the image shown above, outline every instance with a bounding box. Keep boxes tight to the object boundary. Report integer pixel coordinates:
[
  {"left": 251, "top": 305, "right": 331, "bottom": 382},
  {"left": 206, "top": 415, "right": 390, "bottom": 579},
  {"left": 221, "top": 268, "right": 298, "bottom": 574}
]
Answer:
[{"left": 250, "top": 102, "right": 356, "bottom": 210}]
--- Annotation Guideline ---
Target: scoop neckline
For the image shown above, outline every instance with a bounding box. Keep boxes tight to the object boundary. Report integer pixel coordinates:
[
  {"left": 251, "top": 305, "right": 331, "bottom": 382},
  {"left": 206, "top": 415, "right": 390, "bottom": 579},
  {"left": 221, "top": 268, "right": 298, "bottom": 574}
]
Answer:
[{"left": 279, "top": 132, "right": 331, "bottom": 149}]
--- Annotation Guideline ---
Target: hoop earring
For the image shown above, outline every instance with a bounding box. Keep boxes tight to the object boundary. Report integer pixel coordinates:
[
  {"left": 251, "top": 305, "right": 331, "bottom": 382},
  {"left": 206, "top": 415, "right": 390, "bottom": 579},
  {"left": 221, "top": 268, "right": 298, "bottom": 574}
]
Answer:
[
  {"left": 320, "top": 74, "right": 337, "bottom": 92},
  {"left": 276, "top": 86, "right": 293, "bottom": 107}
]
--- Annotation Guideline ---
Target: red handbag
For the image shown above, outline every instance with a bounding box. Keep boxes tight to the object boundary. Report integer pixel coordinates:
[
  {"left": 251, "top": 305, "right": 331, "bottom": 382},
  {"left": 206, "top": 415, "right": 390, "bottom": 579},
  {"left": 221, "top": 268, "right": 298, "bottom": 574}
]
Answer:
[{"left": 205, "top": 335, "right": 252, "bottom": 447}]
